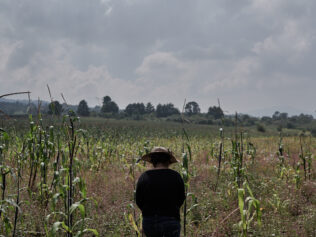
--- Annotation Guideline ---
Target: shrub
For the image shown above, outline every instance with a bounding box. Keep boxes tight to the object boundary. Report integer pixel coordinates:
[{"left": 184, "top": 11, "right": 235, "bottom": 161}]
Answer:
[{"left": 256, "top": 124, "right": 266, "bottom": 132}]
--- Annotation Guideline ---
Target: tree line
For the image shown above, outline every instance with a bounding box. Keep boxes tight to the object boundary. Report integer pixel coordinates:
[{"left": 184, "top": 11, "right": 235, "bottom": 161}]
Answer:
[
  {"left": 47, "top": 96, "right": 316, "bottom": 135},
  {"left": 1, "top": 96, "right": 315, "bottom": 135},
  {"left": 69, "top": 96, "right": 224, "bottom": 119}
]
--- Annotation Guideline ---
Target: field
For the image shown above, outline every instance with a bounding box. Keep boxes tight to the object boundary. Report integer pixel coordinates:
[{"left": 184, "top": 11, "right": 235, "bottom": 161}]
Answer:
[{"left": 0, "top": 115, "right": 316, "bottom": 236}]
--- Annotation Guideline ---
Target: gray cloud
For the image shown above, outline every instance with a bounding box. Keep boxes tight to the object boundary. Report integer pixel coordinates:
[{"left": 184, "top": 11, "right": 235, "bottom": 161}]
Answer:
[{"left": 0, "top": 0, "right": 315, "bottom": 114}]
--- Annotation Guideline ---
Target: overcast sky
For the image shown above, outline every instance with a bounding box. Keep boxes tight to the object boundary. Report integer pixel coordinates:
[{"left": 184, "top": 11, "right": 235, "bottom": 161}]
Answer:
[{"left": 1, "top": 0, "right": 315, "bottom": 115}]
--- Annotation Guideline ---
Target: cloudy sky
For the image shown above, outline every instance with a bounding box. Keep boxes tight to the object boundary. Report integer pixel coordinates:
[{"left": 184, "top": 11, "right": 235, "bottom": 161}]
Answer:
[{"left": 0, "top": 0, "right": 315, "bottom": 115}]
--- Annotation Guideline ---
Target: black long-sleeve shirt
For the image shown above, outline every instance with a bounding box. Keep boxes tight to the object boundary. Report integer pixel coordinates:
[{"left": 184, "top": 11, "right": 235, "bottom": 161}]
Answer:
[{"left": 136, "top": 169, "right": 185, "bottom": 220}]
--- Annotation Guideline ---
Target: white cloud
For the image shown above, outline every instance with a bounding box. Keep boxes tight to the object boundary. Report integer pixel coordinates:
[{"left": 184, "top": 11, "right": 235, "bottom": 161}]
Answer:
[
  {"left": 0, "top": 39, "right": 140, "bottom": 106},
  {"left": 252, "top": 20, "right": 311, "bottom": 59},
  {"left": 0, "top": 0, "right": 316, "bottom": 113}
]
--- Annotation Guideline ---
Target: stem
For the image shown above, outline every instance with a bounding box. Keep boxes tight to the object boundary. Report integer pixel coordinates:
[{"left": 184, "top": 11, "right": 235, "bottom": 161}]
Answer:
[
  {"left": 299, "top": 135, "right": 306, "bottom": 181},
  {"left": 13, "top": 150, "right": 23, "bottom": 237},
  {"left": 183, "top": 192, "right": 187, "bottom": 237},
  {"left": 68, "top": 118, "right": 76, "bottom": 237},
  {"left": 214, "top": 142, "right": 222, "bottom": 192},
  {"left": 0, "top": 91, "right": 31, "bottom": 99},
  {"left": 0, "top": 172, "right": 7, "bottom": 218}
]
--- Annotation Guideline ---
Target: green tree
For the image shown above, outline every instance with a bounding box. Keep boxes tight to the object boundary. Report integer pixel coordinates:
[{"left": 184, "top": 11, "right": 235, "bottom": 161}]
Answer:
[
  {"left": 207, "top": 106, "right": 224, "bottom": 119},
  {"left": 77, "top": 100, "right": 90, "bottom": 116},
  {"left": 185, "top": 101, "right": 200, "bottom": 115},
  {"left": 156, "top": 103, "right": 180, "bottom": 117},
  {"left": 145, "top": 102, "right": 155, "bottom": 114},
  {"left": 101, "top": 96, "right": 119, "bottom": 114},
  {"left": 297, "top": 113, "right": 313, "bottom": 124},
  {"left": 125, "top": 103, "right": 146, "bottom": 116},
  {"left": 103, "top": 96, "right": 111, "bottom": 104},
  {"left": 48, "top": 101, "right": 63, "bottom": 115},
  {"left": 272, "top": 111, "right": 281, "bottom": 120}
]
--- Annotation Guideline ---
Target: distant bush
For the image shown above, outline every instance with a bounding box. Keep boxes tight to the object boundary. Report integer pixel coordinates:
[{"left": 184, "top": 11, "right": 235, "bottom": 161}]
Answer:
[
  {"left": 197, "top": 119, "right": 213, "bottom": 125},
  {"left": 277, "top": 124, "right": 283, "bottom": 132},
  {"left": 310, "top": 128, "right": 316, "bottom": 137},
  {"left": 222, "top": 118, "right": 234, "bottom": 126},
  {"left": 256, "top": 124, "right": 266, "bottom": 132},
  {"left": 286, "top": 122, "right": 296, "bottom": 129}
]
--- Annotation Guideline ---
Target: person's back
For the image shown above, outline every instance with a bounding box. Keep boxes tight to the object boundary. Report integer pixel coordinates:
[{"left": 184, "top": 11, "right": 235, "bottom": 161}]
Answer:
[
  {"left": 136, "top": 169, "right": 185, "bottom": 220},
  {"left": 135, "top": 147, "right": 185, "bottom": 237}
]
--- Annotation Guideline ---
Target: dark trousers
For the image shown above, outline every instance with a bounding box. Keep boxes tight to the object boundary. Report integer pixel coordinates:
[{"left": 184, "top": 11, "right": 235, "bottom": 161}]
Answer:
[{"left": 142, "top": 215, "right": 181, "bottom": 237}]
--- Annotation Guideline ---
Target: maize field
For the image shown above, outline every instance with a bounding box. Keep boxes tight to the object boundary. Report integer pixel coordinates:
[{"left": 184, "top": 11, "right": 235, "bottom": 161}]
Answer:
[{"left": 0, "top": 115, "right": 315, "bottom": 236}]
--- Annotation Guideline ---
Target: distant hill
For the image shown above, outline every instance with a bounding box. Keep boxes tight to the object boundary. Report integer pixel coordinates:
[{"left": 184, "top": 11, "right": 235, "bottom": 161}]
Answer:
[
  {"left": 0, "top": 98, "right": 77, "bottom": 115},
  {"left": 0, "top": 98, "right": 50, "bottom": 105}
]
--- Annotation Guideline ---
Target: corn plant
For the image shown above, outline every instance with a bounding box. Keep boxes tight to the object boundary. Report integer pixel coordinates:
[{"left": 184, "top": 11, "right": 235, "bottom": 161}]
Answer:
[
  {"left": 186, "top": 193, "right": 200, "bottom": 227},
  {"left": 0, "top": 128, "right": 18, "bottom": 236},
  {"left": 181, "top": 148, "right": 189, "bottom": 236},
  {"left": 268, "top": 192, "right": 289, "bottom": 215},
  {"left": 124, "top": 141, "right": 150, "bottom": 236},
  {"left": 230, "top": 113, "right": 245, "bottom": 188},
  {"left": 181, "top": 128, "right": 192, "bottom": 237},
  {"left": 246, "top": 134, "right": 256, "bottom": 164},
  {"left": 0, "top": 128, "right": 9, "bottom": 208},
  {"left": 45, "top": 113, "right": 98, "bottom": 237},
  {"left": 180, "top": 99, "right": 193, "bottom": 237},
  {"left": 305, "top": 134, "right": 313, "bottom": 180},
  {"left": 276, "top": 132, "right": 285, "bottom": 176},
  {"left": 128, "top": 156, "right": 142, "bottom": 236},
  {"left": 237, "top": 182, "right": 262, "bottom": 236},
  {"left": 214, "top": 99, "right": 225, "bottom": 191},
  {"left": 12, "top": 143, "right": 26, "bottom": 237},
  {"left": 299, "top": 133, "right": 307, "bottom": 181},
  {"left": 294, "top": 162, "right": 301, "bottom": 189},
  {"left": 231, "top": 133, "right": 245, "bottom": 188},
  {"left": 297, "top": 132, "right": 314, "bottom": 182},
  {"left": 214, "top": 127, "right": 224, "bottom": 191},
  {"left": 124, "top": 203, "right": 142, "bottom": 236}
]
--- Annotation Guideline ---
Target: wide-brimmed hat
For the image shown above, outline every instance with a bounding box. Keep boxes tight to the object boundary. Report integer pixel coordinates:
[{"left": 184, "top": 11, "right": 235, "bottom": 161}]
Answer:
[{"left": 141, "top": 147, "right": 178, "bottom": 164}]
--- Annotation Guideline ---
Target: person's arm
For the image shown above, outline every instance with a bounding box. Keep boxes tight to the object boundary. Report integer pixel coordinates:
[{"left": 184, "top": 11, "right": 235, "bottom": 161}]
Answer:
[{"left": 136, "top": 174, "right": 145, "bottom": 210}]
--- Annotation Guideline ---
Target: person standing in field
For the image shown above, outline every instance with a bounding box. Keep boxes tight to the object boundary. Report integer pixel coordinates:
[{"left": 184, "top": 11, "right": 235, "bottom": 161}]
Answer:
[{"left": 136, "top": 147, "right": 186, "bottom": 237}]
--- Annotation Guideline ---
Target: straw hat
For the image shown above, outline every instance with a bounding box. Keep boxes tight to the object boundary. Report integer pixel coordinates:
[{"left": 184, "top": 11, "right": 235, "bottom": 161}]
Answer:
[{"left": 141, "top": 147, "right": 178, "bottom": 164}]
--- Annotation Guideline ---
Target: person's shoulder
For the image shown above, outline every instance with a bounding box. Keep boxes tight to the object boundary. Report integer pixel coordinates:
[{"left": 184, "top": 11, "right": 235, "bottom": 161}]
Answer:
[
  {"left": 165, "top": 169, "right": 183, "bottom": 179},
  {"left": 138, "top": 171, "right": 149, "bottom": 181},
  {"left": 142, "top": 168, "right": 182, "bottom": 177},
  {"left": 168, "top": 169, "right": 181, "bottom": 176}
]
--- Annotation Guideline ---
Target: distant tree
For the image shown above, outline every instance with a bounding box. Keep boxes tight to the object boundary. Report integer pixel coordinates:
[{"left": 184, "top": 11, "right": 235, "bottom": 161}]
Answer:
[
  {"left": 103, "top": 96, "right": 111, "bottom": 104},
  {"left": 101, "top": 96, "right": 119, "bottom": 114},
  {"left": 297, "top": 114, "right": 313, "bottom": 124},
  {"left": 125, "top": 103, "right": 146, "bottom": 116},
  {"left": 261, "top": 116, "right": 273, "bottom": 124},
  {"left": 207, "top": 106, "right": 224, "bottom": 119},
  {"left": 241, "top": 114, "right": 250, "bottom": 121},
  {"left": 48, "top": 101, "right": 63, "bottom": 115},
  {"left": 145, "top": 102, "right": 155, "bottom": 114},
  {"left": 240, "top": 114, "right": 257, "bottom": 126},
  {"left": 185, "top": 101, "right": 200, "bottom": 115},
  {"left": 272, "top": 111, "right": 280, "bottom": 120},
  {"left": 156, "top": 103, "right": 180, "bottom": 117},
  {"left": 280, "top": 112, "right": 288, "bottom": 120},
  {"left": 93, "top": 105, "right": 101, "bottom": 112},
  {"left": 289, "top": 115, "right": 298, "bottom": 123},
  {"left": 77, "top": 100, "right": 90, "bottom": 116}
]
